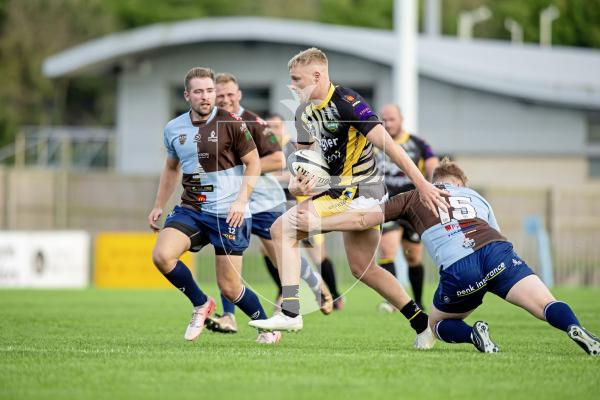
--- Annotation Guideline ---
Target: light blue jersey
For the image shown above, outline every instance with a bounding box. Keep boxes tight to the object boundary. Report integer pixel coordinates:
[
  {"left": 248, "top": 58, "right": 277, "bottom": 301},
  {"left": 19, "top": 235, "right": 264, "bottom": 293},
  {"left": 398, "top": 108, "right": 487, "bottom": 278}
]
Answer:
[
  {"left": 163, "top": 108, "right": 257, "bottom": 217},
  {"left": 382, "top": 184, "right": 506, "bottom": 270}
]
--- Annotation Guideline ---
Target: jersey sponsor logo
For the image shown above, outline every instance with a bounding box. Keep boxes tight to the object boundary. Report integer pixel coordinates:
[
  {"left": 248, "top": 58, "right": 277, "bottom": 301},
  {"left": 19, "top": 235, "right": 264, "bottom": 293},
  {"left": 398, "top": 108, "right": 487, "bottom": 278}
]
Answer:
[
  {"left": 208, "top": 130, "right": 218, "bottom": 143},
  {"left": 178, "top": 134, "right": 187, "bottom": 145},
  {"left": 191, "top": 185, "right": 214, "bottom": 193},
  {"left": 194, "top": 132, "right": 201, "bottom": 143},
  {"left": 343, "top": 94, "right": 356, "bottom": 103},
  {"left": 353, "top": 103, "right": 375, "bottom": 121},
  {"left": 198, "top": 152, "right": 209, "bottom": 159},
  {"left": 318, "top": 137, "right": 339, "bottom": 152},
  {"left": 512, "top": 258, "right": 523, "bottom": 266},
  {"left": 462, "top": 237, "right": 475, "bottom": 248}
]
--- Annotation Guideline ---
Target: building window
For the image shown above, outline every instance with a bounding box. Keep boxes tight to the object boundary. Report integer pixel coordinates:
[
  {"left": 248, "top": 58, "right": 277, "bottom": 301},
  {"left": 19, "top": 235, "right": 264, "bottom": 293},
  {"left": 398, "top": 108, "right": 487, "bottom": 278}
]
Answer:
[
  {"left": 589, "top": 111, "right": 600, "bottom": 143},
  {"left": 590, "top": 158, "right": 600, "bottom": 179}
]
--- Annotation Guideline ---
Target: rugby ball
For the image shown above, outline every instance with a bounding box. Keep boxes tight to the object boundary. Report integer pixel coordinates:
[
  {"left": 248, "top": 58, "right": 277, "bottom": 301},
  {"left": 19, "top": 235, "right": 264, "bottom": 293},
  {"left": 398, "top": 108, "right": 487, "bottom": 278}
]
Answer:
[{"left": 288, "top": 149, "right": 331, "bottom": 186}]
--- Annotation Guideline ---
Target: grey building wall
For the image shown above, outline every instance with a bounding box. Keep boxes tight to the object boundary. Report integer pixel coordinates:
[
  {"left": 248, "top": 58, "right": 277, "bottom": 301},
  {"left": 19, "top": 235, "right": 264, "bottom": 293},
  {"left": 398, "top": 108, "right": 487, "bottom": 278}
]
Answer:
[{"left": 115, "top": 41, "right": 588, "bottom": 175}]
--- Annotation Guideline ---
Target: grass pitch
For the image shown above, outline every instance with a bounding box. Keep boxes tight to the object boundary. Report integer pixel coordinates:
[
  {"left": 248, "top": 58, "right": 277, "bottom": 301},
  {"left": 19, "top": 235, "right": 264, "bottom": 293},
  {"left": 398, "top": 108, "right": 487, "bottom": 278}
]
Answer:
[{"left": 1, "top": 284, "right": 599, "bottom": 400}]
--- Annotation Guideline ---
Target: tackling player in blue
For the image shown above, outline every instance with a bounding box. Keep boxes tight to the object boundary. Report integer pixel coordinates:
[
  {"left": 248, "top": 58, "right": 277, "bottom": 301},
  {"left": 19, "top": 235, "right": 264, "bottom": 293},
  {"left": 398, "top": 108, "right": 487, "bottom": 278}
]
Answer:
[{"left": 292, "top": 159, "right": 600, "bottom": 355}]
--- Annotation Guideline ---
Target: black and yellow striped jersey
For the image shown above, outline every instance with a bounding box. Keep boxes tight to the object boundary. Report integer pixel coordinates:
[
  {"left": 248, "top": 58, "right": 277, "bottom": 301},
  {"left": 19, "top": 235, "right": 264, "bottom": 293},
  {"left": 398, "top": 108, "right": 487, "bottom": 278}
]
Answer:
[{"left": 295, "top": 84, "right": 382, "bottom": 187}]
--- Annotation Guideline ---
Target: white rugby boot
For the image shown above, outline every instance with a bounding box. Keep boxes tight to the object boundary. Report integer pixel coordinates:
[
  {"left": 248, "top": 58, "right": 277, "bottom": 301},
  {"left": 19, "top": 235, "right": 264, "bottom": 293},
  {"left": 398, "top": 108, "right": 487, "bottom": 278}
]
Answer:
[
  {"left": 567, "top": 325, "right": 600, "bottom": 356},
  {"left": 205, "top": 313, "right": 238, "bottom": 334},
  {"left": 184, "top": 297, "right": 216, "bottom": 341},
  {"left": 249, "top": 312, "right": 303, "bottom": 332},
  {"left": 471, "top": 321, "right": 499, "bottom": 353},
  {"left": 256, "top": 331, "right": 282, "bottom": 344},
  {"left": 414, "top": 325, "right": 436, "bottom": 350}
]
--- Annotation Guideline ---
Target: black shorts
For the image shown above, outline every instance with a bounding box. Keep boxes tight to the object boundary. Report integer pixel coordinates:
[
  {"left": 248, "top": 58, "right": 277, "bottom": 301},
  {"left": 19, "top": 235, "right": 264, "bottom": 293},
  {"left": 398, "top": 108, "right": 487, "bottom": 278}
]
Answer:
[{"left": 382, "top": 219, "right": 421, "bottom": 243}]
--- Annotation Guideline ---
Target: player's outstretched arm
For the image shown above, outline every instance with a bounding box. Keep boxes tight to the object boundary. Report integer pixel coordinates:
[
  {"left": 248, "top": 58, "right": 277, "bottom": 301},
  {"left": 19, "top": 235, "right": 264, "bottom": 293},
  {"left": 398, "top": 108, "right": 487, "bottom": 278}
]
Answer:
[
  {"left": 148, "top": 157, "right": 180, "bottom": 232},
  {"left": 227, "top": 148, "right": 261, "bottom": 228},
  {"left": 366, "top": 125, "right": 448, "bottom": 216},
  {"left": 290, "top": 207, "right": 384, "bottom": 232}
]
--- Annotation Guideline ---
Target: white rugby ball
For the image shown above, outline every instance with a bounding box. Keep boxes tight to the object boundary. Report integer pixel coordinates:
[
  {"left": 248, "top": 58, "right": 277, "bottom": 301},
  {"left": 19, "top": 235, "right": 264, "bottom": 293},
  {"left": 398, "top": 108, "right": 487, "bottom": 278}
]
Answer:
[{"left": 288, "top": 149, "right": 331, "bottom": 186}]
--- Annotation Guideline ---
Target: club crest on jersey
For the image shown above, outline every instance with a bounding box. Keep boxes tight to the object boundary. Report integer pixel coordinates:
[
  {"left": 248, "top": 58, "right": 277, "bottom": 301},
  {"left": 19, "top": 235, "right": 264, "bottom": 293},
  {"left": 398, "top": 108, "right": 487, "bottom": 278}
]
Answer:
[
  {"left": 196, "top": 194, "right": 207, "bottom": 203},
  {"left": 178, "top": 134, "right": 187, "bottom": 145}
]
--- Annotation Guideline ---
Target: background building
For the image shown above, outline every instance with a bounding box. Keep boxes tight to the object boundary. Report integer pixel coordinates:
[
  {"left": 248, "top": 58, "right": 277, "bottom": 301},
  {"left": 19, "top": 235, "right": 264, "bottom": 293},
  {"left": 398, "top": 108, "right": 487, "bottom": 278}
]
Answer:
[{"left": 43, "top": 17, "right": 600, "bottom": 187}]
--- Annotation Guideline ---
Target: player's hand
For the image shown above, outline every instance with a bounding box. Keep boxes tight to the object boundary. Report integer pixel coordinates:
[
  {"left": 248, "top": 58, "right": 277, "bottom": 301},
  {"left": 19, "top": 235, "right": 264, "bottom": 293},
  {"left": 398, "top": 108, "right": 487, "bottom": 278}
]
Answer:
[
  {"left": 289, "top": 209, "right": 311, "bottom": 232},
  {"left": 416, "top": 181, "right": 449, "bottom": 218},
  {"left": 289, "top": 174, "right": 318, "bottom": 196},
  {"left": 227, "top": 200, "right": 246, "bottom": 228},
  {"left": 148, "top": 207, "right": 163, "bottom": 232}
]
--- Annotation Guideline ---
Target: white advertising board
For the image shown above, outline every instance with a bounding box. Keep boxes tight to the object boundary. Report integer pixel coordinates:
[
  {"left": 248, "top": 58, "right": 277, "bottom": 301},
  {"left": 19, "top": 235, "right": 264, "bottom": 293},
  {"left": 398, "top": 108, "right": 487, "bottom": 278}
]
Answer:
[{"left": 0, "top": 231, "right": 90, "bottom": 288}]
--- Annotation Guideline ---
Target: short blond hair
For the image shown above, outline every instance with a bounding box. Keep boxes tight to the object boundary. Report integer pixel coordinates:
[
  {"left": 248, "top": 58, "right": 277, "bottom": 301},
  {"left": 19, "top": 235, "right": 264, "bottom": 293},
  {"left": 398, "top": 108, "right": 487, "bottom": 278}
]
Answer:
[
  {"left": 432, "top": 158, "right": 469, "bottom": 186},
  {"left": 184, "top": 67, "right": 214, "bottom": 91},
  {"left": 215, "top": 72, "right": 239, "bottom": 86},
  {"left": 288, "top": 47, "right": 328, "bottom": 70}
]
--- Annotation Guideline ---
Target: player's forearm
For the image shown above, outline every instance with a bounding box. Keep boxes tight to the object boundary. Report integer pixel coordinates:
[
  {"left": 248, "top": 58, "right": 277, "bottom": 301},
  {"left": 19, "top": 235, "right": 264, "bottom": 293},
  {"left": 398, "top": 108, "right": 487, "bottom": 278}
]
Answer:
[
  {"left": 237, "top": 155, "right": 261, "bottom": 203},
  {"left": 153, "top": 167, "right": 179, "bottom": 209},
  {"left": 260, "top": 151, "right": 285, "bottom": 174},
  {"left": 319, "top": 208, "right": 384, "bottom": 231}
]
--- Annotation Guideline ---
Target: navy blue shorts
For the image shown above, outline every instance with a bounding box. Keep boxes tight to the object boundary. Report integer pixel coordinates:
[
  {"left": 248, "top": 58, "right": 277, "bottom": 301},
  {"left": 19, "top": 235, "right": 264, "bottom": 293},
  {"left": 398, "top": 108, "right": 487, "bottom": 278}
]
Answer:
[
  {"left": 251, "top": 210, "right": 282, "bottom": 240},
  {"left": 433, "top": 241, "right": 535, "bottom": 313},
  {"left": 164, "top": 205, "right": 251, "bottom": 255}
]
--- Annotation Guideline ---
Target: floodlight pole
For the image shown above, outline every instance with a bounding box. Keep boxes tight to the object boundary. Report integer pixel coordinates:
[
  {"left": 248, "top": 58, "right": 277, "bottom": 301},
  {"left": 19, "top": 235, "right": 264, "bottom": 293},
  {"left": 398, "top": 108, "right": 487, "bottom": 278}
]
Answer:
[
  {"left": 458, "top": 6, "right": 492, "bottom": 40},
  {"left": 393, "top": 0, "right": 418, "bottom": 133},
  {"left": 504, "top": 18, "right": 523, "bottom": 44},
  {"left": 540, "top": 5, "right": 560, "bottom": 47},
  {"left": 424, "top": 0, "right": 441, "bottom": 37}
]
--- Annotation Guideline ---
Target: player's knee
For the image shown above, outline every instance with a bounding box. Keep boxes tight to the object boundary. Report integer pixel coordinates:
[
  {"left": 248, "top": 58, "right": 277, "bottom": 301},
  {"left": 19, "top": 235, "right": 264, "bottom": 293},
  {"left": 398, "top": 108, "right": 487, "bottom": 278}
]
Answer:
[
  {"left": 270, "top": 218, "right": 283, "bottom": 241},
  {"left": 219, "top": 283, "right": 242, "bottom": 301},
  {"left": 151, "top": 247, "right": 175, "bottom": 273}
]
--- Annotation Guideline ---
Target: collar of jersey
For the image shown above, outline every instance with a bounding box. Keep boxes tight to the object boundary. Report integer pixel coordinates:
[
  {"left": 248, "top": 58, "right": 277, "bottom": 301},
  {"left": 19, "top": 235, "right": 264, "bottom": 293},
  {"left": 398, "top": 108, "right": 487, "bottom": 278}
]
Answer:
[
  {"left": 394, "top": 131, "right": 411, "bottom": 145},
  {"left": 314, "top": 83, "right": 335, "bottom": 110},
  {"left": 189, "top": 107, "right": 218, "bottom": 126},
  {"left": 235, "top": 106, "right": 245, "bottom": 117}
]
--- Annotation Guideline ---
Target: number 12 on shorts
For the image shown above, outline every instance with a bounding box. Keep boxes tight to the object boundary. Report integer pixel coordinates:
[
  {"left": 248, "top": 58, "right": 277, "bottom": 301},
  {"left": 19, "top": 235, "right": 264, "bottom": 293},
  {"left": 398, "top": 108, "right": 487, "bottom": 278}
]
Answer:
[{"left": 438, "top": 196, "right": 477, "bottom": 224}]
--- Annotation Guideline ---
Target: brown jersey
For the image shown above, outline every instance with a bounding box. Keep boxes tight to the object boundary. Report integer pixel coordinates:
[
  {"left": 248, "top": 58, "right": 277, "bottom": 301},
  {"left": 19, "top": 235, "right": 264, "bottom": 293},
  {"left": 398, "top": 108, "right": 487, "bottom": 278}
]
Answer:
[
  {"left": 240, "top": 109, "right": 281, "bottom": 158},
  {"left": 381, "top": 184, "right": 507, "bottom": 269},
  {"left": 238, "top": 108, "right": 286, "bottom": 213},
  {"left": 163, "top": 107, "right": 256, "bottom": 214}
]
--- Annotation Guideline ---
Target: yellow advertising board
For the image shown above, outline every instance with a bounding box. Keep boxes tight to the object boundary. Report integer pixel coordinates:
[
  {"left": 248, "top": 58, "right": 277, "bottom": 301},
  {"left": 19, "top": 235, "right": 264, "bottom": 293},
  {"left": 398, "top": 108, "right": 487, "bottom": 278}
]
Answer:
[{"left": 94, "top": 232, "right": 195, "bottom": 288}]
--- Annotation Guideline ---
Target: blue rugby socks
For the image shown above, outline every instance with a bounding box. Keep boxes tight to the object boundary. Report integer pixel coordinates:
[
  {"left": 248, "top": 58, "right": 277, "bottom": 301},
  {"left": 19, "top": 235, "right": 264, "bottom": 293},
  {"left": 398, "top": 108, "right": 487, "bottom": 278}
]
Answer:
[
  {"left": 435, "top": 319, "right": 473, "bottom": 343},
  {"left": 163, "top": 260, "right": 208, "bottom": 307},
  {"left": 544, "top": 301, "right": 580, "bottom": 332},
  {"left": 232, "top": 286, "right": 267, "bottom": 320},
  {"left": 220, "top": 293, "right": 236, "bottom": 315}
]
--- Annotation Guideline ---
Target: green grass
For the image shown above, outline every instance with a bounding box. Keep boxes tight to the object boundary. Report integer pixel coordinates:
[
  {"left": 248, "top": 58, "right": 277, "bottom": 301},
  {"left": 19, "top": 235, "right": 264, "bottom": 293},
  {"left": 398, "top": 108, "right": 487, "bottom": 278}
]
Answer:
[{"left": 1, "top": 285, "right": 599, "bottom": 400}]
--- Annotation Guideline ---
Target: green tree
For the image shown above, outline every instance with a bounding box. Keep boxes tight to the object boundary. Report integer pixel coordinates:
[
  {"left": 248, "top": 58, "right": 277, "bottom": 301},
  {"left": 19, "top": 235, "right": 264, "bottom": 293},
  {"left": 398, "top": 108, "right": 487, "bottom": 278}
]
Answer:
[{"left": 0, "top": 0, "right": 116, "bottom": 146}]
